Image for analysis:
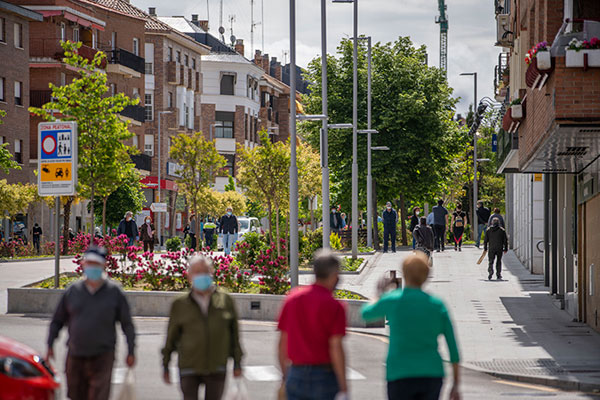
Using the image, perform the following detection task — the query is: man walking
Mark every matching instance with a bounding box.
[432,199,449,252]
[117,211,138,247]
[382,202,398,253]
[219,207,238,256]
[488,207,506,228]
[47,246,136,400]
[32,222,42,254]
[162,255,243,400]
[278,250,348,400]
[330,207,343,235]
[484,217,509,280]
[203,218,217,249]
[475,201,491,248]
[413,217,434,258]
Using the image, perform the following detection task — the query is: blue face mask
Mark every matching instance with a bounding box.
[193,274,213,291]
[84,266,104,281]
[227,211,232,216]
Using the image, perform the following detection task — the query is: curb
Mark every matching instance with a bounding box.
[0,255,74,263]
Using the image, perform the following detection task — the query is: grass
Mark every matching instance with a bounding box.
[36,275,79,289]
[357,246,375,253]
[341,257,364,272]
[334,289,365,300]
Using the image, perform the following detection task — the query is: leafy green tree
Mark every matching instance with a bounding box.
[29,41,138,249]
[224,175,236,191]
[0,110,20,174]
[0,180,36,219]
[300,37,466,245]
[92,173,145,231]
[169,132,226,250]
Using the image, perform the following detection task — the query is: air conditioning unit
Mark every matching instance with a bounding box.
[496,14,511,46]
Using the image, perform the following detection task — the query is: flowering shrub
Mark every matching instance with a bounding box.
[0,239,33,258]
[525,41,548,65]
[567,37,600,51]
[235,232,268,268]
[214,255,252,292]
[299,228,323,265]
[251,239,290,295]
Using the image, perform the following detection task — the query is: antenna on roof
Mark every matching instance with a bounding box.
[250,0,261,56]
[229,14,236,45]
[206,0,210,31]
[219,0,225,42]
[261,0,264,52]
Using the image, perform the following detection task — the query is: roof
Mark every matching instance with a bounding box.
[158,16,237,55]
[158,16,203,34]
[83,0,168,31]
[0,1,43,21]
[261,73,290,94]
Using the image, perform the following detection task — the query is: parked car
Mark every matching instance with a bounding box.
[217,216,262,250]
[0,335,60,400]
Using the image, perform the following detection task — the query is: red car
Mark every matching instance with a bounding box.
[0,336,60,400]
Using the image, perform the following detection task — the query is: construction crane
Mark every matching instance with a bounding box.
[435,0,448,72]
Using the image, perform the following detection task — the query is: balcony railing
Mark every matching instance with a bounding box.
[131,153,151,171]
[30,90,52,108]
[120,105,145,123]
[109,48,145,75]
[497,127,518,168]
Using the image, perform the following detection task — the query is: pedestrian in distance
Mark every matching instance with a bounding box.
[382,201,398,253]
[47,246,136,400]
[162,255,243,400]
[426,211,434,227]
[219,206,239,256]
[484,217,508,280]
[117,211,139,247]
[475,201,491,248]
[408,207,420,250]
[432,199,449,252]
[340,212,348,229]
[487,207,505,229]
[361,252,461,400]
[451,204,467,252]
[330,207,343,235]
[32,222,42,254]
[189,215,197,250]
[203,218,217,250]
[413,217,434,259]
[278,249,348,400]
[140,215,156,253]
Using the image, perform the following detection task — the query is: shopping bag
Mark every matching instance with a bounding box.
[117,368,136,400]
[224,377,249,400]
[477,250,488,265]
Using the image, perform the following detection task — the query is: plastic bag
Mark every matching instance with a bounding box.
[117,368,136,400]
[223,377,249,400]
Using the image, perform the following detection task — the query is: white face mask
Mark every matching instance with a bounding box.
[416,211,420,215]
[146,219,150,224]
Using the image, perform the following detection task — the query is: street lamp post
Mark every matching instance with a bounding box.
[460,72,477,240]
[157,110,172,249]
[320,0,329,250]
[289,0,298,287]
[359,128,378,248]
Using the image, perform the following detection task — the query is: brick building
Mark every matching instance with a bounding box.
[494,0,600,332]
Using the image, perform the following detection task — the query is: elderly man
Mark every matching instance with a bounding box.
[219,207,239,255]
[162,255,243,400]
[117,211,139,246]
[484,217,509,280]
[278,250,348,400]
[47,246,136,400]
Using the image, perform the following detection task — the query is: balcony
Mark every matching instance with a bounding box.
[30,39,106,68]
[107,48,145,77]
[30,90,52,108]
[120,105,145,124]
[167,61,180,85]
[496,127,519,173]
[131,153,151,172]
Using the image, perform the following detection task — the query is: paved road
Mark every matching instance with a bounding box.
[0,315,598,399]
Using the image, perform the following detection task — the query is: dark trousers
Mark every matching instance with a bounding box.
[143,240,154,253]
[452,227,464,248]
[286,365,339,400]
[205,231,214,249]
[33,237,40,253]
[65,350,114,400]
[383,227,396,252]
[180,372,226,400]
[433,225,446,251]
[189,233,197,250]
[387,377,443,400]
[488,249,503,277]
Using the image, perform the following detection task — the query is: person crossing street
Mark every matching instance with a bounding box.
[484,217,509,280]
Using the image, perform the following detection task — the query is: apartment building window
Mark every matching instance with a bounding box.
[0,77,5,102]
[192,58,196,70]
[221,154,235,176]
[184,54,189,67]
[111,31,117,50]
[167,92,173,108]
[14,140,22,164]
[92,32,96,49]
[60,73,66,86]
[144,93,153,121]
[144,134,154,156]
[14,81,22,106]
[0,18,5,43]
[109,83,116,96]
[176,50,181,63]
[145,62,153,75]
[220,74,235,95]
[185,105,190,128]
[132,87,140,101]
[73,28,79,43]
[167,47,173,61]
[14,23,23,48]
[60,23,65,41]
[215,111,234,138]
[133,135,138,148]
[133,38,139,56]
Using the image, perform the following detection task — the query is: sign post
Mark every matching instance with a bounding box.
[38,122,78,288]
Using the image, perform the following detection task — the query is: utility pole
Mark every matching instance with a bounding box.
[261,0,265,51]
[320,0,329,249]
[289,0,298,287]
[351,0,358,260]
[365,36,373,248]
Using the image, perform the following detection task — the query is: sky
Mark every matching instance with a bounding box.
[132,0,500,116]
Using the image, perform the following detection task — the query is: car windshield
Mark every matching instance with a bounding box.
[239,219,250,230]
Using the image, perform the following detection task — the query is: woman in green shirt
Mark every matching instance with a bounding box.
[361,252,461,400]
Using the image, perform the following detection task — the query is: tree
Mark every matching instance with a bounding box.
[216,190,247,215]
[92,175,145,230]
[224,175,236,191]
[298,141,321,230]
[29,41,138,250]
[0,180,36,220]
[0,110,20,174]
[169,132,226,250]
[300,37,466,245]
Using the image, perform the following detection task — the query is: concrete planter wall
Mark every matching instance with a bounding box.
[7,288,384,328]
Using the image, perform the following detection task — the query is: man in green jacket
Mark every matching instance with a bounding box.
[162,255,243,400]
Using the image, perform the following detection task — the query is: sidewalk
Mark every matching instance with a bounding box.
[344,247,600,392]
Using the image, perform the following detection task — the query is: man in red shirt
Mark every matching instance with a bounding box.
[277,250,348,400]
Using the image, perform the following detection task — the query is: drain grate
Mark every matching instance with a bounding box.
[470,359,568,376]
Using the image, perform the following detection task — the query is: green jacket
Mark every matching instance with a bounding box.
[162,290,243,375]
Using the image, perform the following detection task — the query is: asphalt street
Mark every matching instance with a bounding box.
[1,315,598,400]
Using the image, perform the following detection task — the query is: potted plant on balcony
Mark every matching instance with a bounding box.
[525,41,553,88]
[510,98,523,121]
[565,37,600,68]
[502,67,510,84]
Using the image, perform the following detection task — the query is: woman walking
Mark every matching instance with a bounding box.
[140,216,156,253]
[361,253,461,400]
[409,207,420,250]
[451,204,467,252]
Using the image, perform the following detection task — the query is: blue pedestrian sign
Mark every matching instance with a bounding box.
[492,133,498,153]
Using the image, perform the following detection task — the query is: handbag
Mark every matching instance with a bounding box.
[223,377,249,400]
[117,368,136,400]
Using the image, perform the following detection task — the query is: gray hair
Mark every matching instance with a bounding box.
[188,254,214,274]
[313,249,341,280]
[125,211,133,218]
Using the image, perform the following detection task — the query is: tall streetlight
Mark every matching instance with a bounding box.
[289,0,298,287]
[157,110,172,249]
[333,0,359,259]
[359,128,377,248]
[460,72,477,240]
[320,0,330,250]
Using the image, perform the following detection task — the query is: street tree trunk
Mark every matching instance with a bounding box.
[89,187,95,241]
[102,196,108,238]
[275,206,281,257]
[61,197,73,255]
[267,203,273,244]
[399,193,407,246]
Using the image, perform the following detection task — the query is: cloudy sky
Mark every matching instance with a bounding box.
[132,0,499,116]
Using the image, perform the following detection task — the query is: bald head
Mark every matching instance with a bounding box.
[403,253,430,287]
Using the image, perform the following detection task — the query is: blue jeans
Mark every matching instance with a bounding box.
[412,235,416,249]
[222,233,238,255]
[286,365,339,400]
[476,223,486,247]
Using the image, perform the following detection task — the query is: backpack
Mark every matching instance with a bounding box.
[454,213,464,228]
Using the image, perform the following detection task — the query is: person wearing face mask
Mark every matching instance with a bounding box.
[162,255,243,400]
[484,217,508,280]
[475,201,491,249]
[278,250,348,400]
[47,246,136,400]
[219,207,239,256]
[117,211,139,247]
[330,207,343,235]
[408,207,420,250]
[382,201,398,253]
[140,215,156,253]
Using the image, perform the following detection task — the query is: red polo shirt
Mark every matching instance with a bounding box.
[277,284,346,365]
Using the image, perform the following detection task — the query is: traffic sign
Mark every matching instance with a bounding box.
[150,202,168,212]
[38,122,77,196]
